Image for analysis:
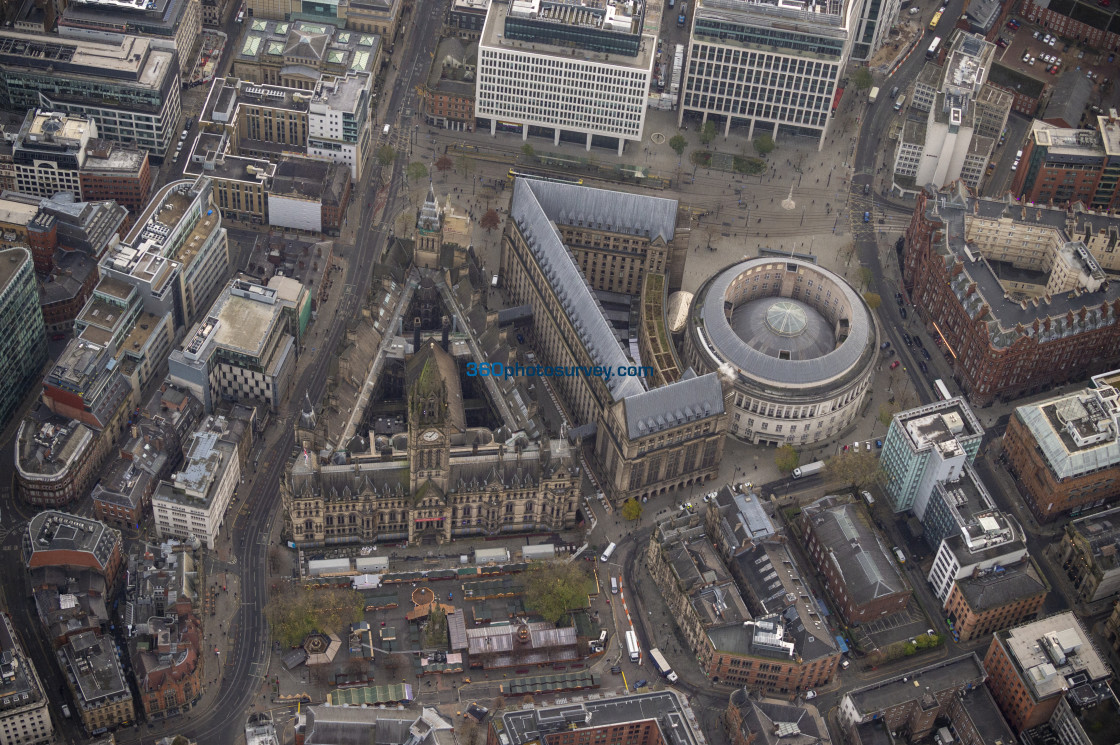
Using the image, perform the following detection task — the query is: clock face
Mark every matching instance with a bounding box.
[422,430,441,442]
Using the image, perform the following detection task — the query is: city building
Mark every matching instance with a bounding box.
[183,141,275,225]
[24,511,124,588]
[283,340,581,546]
[879,398,983,515]
[57,630,136,733]
[801,496,911,625]
[0,31,182,158]
[168,278,305,412]
[1104,600,1120,661]
[1009,116,1120,214]
[15,414,103,507]
[133,614,204,721]
[41,251,100,336]
[0,246,47,426]
[307,71,373,180]
[421,37,476,132]
[983,613,1112,732]
[646,518,752,665]
[838,653,988,742]
[1058,505,1120,604]
[502,179,727,505]
[58,0,202,80]
[487,691,705,745]
[1019,0,1120,56]
[447,0,490,39]
[1040,71,1093,129]
[1003,371,1120,522]
[78,139,153,213]
[725,689,831,745]
[901,183,1120,407]
[266,157,352,235]
[682,257,878,447]
[851,0,902,61]
[152,414,249,549]
[24,193,129,275]
[0,613,54,745]
[724,537,842,692]
[0,193,39,252]
[985,63,1047,117]
[11,110,97,199]
[298,706,454,745]
[1044,684,1120,745]
[232,19,379,89]
[476,0,655,155]
[892,33,1012,196]
[928,507,1027,604]
[680,0,861,149]
[201,0,236,25]
[943,556,1047,642]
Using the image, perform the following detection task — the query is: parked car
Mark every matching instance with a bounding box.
[880,341,891,349]
[900,307,907,319]
[921,348,932,360]
[919,360,928,373]
[875,439,883,448]
[633,680,649,691]
[863,211,871,223]
[902,333,912,345]
[890,360,900,369]
[913,335,923,347]
[805,691,818,700]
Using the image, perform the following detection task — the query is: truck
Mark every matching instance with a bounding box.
[792,460,825,479]
[625,629,640,662]
[648,648,679,683]
[868,86,880,104]
[893,94,906,111]
[670,45,684,98]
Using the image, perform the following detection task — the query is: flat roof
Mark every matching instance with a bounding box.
[0,30,174,89]
[0,246,32,292]
[846,653,985,716]
[59,631,130,707]
[997,612,1111,700]
[496,691,702,745]
[26,511,118,569]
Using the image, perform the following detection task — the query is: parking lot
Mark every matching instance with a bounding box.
[992,15,1114,94]
[851,599,935,652]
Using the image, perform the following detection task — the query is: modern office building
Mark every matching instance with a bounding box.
[502,179,727,505]
[183,140,275,225]
[680,0,861,149]
[902,183,1120,407]
[1009,115,1120,215]
[232,19,379,89]
[892,33,1012,196]
[801,496,910,625]
[0,613,54,745]
[168,278,303,412]
[24,194,129,274]
[0,31,182,158]
[152,415,247,549]
[1045,684,1120,745]
[879,398,983,514]
[58,0,203,80]
[476,0,655,155]
[57,631,136,733]
[1003,371,1120,522]
[0,246,47,427]
[1058,505,1120,604]
[983,613,1112,732]
[851,0,902,61]
[683,258,878,447]
[943,556,1047,642]
[839,654,988,743]
[928,507,1027,604]
[307,71,373,180]
[489,691,705,745]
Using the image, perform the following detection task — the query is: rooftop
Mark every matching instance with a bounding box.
[58,631,130,707]
[1013,375,1120,479]
[0,245,32,292]
[0,30,175,90]
[957,556,1046,610]
[845,653,986,717]
[997,612,1111,700]
[19,110,93,147]
[495,691,703,745]
[179,279,288,363]
[16,413,96,477]
[25,511,119,570]
[0,613,45,715]
[894,398,983,456]
[62,0,185,33]
[802,498,907,607]
[82,139,149,173]
[237,19,379,75]
[1068,505,1120,573]
[154,417,238,504]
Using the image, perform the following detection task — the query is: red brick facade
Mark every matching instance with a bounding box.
[1008,131,1120,212]
[983,635,1057,731]
[321,176,352,235]
[902,190,1120,406]
[79,154,153,213]
[704,646,839,692]
[944,575,1047,642]
[1019,0,1120,53]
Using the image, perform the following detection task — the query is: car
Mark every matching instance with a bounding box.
[805,691,818,700]
[927,629,936,636]
[880,341,891,349]
[1021,52,1031,63]
[842,444,849,451]
[890,360,900,369]
[516,333,525,344]
[895,291,903,300]
[1033,30,1041,38]
[900,307,907,319]
[996,37,1007,47]
[863,211,871,223]
[611,665,621,674]
[889,86,899,98]
[921,348,932,360]
[902,332,912,345]
[1027,56,1036,65]
[633,680,649,690]
[919,360,929,373]
[841,659,851,669]
[1049,65,1060,74]
[863,183,871,195]
[1049,37,1056,46]
[865,441,872,451]
[913,335,923,348]
[180,129,188,139]
[885,349,895,357]
[896,294,904,305]
[875,439,883,448]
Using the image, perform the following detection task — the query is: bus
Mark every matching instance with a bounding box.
[507,169,584,185]
[928,9,943,30]
[934,379,952,401]
[600,542,617,563]
[926,36,942,59]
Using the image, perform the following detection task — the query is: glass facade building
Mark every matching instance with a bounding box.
[0,247,48,426]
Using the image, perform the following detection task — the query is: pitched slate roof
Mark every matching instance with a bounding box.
[623,368,724,439]
[804,498,907,607]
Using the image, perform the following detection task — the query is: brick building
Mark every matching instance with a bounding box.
[801,496,910,626]
[1009,116,1120,214]
[78,140,153,213]
[40,250,99,336]
[985,63,1046,116]
[1019,0,1120,55]
[1058,505,1120,604]
[1002,370,1120,523]
[902,183,1120,407]
[943,557,1048,642]
[421,38,476,132]
[839,654,988,742]
[57,631,135,733]
[24,511,124,590]
[134,615,204,721]
[982,613,1112,732]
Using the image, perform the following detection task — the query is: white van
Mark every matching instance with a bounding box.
[610,576,619,594]
[383,123,391,136]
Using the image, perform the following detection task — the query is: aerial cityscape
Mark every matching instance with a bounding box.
[0,0,1118,741]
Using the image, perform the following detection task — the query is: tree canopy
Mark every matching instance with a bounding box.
[852,67,874,90]
[435,155,453,172]
[669,134,687,156]
[406,161,428,181]
[621,498,643,521]
[523,561,591,624]
[376,145,396,167]
[264,584,365,648]
[824,450,884,490]
[863,292,882,310]
[775,445,800,474]
[753,134,776,156]
[480,209,501,232]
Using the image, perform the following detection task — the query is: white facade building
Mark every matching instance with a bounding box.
[0,614,53,745]
[927,510,1028,602]
[476,0,655,156]
[892,33,1012,196]
[266,193,322,233]
[152,417,241,549]
[680,0,860,149]
[307,72,372,181]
